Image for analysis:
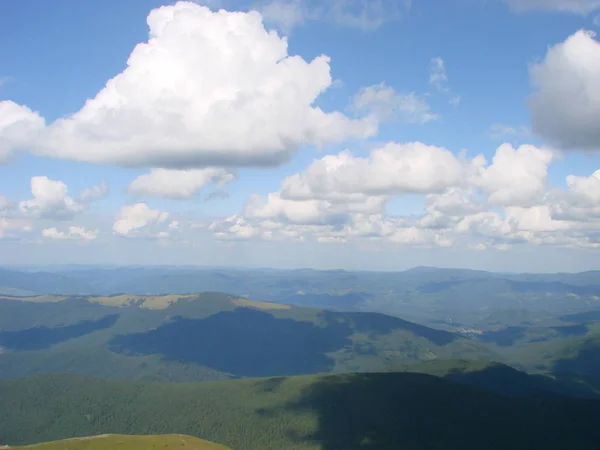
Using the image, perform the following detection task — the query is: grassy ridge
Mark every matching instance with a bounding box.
[11,434,229,449]
[2,372,600,450]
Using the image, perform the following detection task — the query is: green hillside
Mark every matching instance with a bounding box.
[0,292,497,381]
[477,323,600,377]
[2,372,600,449]
[546,332,600,375]
[11,434,229,450]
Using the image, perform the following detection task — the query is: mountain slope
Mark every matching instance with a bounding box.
[2,372,600,449]
[0,292,498,381]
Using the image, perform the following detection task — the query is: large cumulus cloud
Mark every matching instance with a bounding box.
[0,2,375,168]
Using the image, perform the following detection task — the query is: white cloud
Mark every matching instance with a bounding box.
[529,30,600,151]
[113,203,169,237]
[128,168,236,199]
[566,169,600,203]
[19,177,107,220]
[244,191,384,225]
[1,2,375,169]
[79,181,109,203]
[505,0,600,14]
[209,215,264,240]
[42,226,99,241]
[350,83,437,124]
[208,140,600,251]
[0,101,45,162]
[595,13,600,24]
[0,218,32,240]
[472,144,555,206]
[281,142,467,200]
[548,169,600,222]
[258,0,409,32]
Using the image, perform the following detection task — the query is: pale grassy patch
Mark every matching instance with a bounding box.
[13,433,229,449]
[0,295,67,303]
[231,297,291,310]
[89,294,198,309]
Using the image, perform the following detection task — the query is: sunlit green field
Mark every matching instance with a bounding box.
[11,434,229,450]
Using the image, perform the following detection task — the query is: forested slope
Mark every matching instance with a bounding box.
[2,372,600,450]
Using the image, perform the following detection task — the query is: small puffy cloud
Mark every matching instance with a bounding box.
[594,13,600,24]
[258,0,313,33]
[489,124,531,140]
[42,226,99,241]
[113,203,169,237]
[259,0,409,32]
[0,101,45,162]
[350,83,437,124]
[2,2,375,169]
[529,30,600,151]
[19,177,107,220]
[325,0,408,29]
[128,168,235,199]
[428,57,460,104]
[429,57,449,93]
[505,0,600,14]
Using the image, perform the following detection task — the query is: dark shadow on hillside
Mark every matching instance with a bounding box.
[273,372,600,450]
[552,336,600,377]
[443,364,563,398]
[109,308,353,377]
[346,311,458,345]
[560,310,600,324]
[551,324,589,337]
[0,314,119,351]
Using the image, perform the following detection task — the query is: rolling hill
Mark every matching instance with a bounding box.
[2,371,600,449]
[0,292,497,381]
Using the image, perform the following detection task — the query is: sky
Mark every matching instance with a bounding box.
[1,0,600,272]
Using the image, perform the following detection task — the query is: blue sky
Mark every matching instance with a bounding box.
[1,0,600,272]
